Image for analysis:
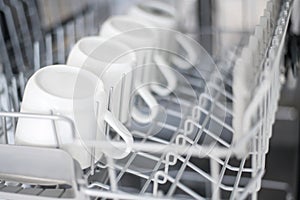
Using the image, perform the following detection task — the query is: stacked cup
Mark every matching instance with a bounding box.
[15,65,133,169]
[14,0,199,170]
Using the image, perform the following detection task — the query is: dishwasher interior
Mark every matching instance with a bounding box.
[0,0,299,199]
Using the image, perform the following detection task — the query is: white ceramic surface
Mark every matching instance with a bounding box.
[15,65,133,169]
[67,36,159,124]
[128,1,198,96]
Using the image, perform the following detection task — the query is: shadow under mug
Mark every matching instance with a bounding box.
[15,65,133,169]
[67,36,159,124]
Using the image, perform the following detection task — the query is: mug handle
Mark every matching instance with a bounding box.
[103,110,133,159]
[150,54,177,96]
[131,87,159,124]
[171,34,198,70]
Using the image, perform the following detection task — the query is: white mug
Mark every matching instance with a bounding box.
[99,15,180,99]
[67,36,159,124]
[15,65,133,169]
[100,15,156,83]
[128,0,198,71]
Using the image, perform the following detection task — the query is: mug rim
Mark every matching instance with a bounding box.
[129,0,176,26]
[102,15,157,41]
[32,64,104,101]
[77,36,136,65]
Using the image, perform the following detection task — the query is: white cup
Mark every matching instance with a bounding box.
[15,65,133,169]
[128,0,198,72]
[99,15,180,99]
[67,36,159,124]
[100,16,156,84]
[129,1,176,53]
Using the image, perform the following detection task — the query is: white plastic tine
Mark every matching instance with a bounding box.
[18,72,25,96]
[241,47,255,88]
[118,73,126,121]
[104,87,114,140]
[254,25,264,58]
[264,10,271,38]
[66,22,76,54]
[10,77,20,111]
[56,26,65,63]
[33,41,40,71]
[90,101,101,176]
[233,58,249,142]
[1,116,8,144]
[50,110,61,148]
[260,16,268,50]
[249,36,259,71]
[267,1,275,26]
[211,158,220,200]
[107,87,113,112]
[76,15,85,40]
[45,34,53,65]
[106,156,118,194]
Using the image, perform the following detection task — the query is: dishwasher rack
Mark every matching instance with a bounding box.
[0,0,109,113]
[0,0,294,199]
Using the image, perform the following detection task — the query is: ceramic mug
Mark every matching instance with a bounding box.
[15,65,133,169]
[67,36,159,124]
[128,0,198,72]
[99,15,180,101]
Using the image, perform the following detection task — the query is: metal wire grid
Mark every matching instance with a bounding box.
[0,44,261,200]
[0,53,237,199]
[0,0,293,199]
[81,1,293,199]
[81,50,255,199]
